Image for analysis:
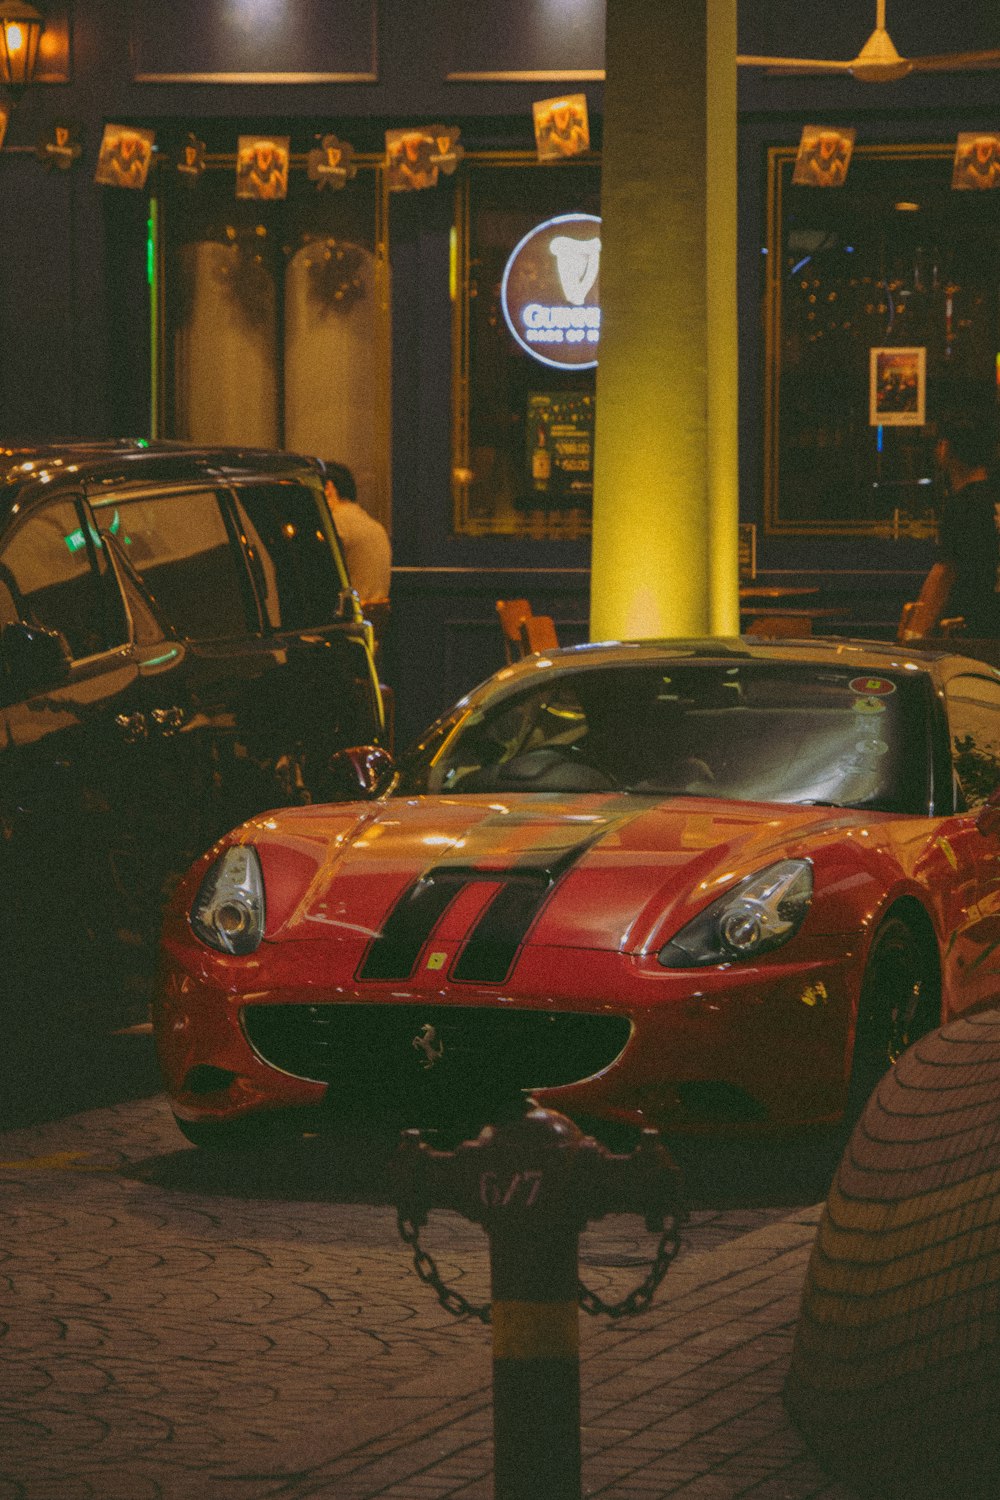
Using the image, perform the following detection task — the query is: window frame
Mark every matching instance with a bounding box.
[89,482,262,641]
[0,494,131,666]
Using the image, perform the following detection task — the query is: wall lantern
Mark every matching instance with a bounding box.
[0,0,45,94]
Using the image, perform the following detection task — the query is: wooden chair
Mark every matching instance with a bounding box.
[520,614,560,654]
[745,614,809,639]
[496,598,533,663]
[897,562,963,642]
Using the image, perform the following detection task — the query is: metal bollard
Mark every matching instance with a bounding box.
[393,1102,685,1500]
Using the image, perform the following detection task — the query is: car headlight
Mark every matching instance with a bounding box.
[190,845,265,955]
[658,859,813,968]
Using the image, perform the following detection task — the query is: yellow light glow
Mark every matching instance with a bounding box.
[6,23,23,52]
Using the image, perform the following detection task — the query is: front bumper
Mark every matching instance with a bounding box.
[154,931,861,1137]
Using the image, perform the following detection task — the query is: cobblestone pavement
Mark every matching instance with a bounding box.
[0,1086,856,1500]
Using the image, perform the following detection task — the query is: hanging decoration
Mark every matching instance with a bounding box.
[792,126,855,187]
[306,133,356,190]
[94,125,155,189]
[533,95,590,162]
[36,120,82,171]
[428,125,464,176]
[236,135,289,200]
[385,128,437,191]
[176,132,206,187]
[952,133,1000,190]
[299,235,368,313]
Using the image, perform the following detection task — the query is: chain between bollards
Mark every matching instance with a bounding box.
[391,1103,687,1500]
[397,1207,684,1323]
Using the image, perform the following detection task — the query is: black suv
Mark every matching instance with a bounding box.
[0,442,386,1027]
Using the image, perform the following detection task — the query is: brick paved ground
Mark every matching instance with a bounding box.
[0,1089,857,1499]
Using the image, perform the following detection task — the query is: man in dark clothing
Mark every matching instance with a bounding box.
[936,416,1000,637]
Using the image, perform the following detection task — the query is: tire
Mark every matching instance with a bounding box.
[845,914,939,1122]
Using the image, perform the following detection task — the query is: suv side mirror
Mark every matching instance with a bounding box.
[976,785,1000,837]
[325,744,396,801]
[0,621,71,699]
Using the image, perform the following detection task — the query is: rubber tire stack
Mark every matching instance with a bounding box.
[785,1008,1000,1500]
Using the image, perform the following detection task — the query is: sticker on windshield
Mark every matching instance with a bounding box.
[849,676,895,696]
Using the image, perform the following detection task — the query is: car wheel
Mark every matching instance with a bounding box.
[846,914,939,1122]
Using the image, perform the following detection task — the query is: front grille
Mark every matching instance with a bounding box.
[241,1002,631,1124]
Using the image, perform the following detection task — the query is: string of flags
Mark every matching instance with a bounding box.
[792,124,1000,189]
[0,92,594,194]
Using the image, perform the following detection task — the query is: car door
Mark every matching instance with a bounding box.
[223,475,385,810]
[88,481,269,849]
[89,475,379,844]
[0,493,150,1022]
[941,671,1000,1012]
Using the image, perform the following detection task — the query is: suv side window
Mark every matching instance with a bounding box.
[93,489,251,640]
[231,481,346,631]
[945,674,1000,809]
[1,499,127,660]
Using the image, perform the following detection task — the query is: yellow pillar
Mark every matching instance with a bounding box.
[591,0,740,641]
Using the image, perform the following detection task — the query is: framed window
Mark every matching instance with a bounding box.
[153,156,391,536]
[452,155,601,539]
[765,143,1000,537]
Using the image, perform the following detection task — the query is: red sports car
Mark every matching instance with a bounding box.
[154,638,1000,1148]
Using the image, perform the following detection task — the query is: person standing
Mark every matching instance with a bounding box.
[936,416,1000,637]
[321,461,392,606]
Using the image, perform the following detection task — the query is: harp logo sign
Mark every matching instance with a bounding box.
[500,212,602,370]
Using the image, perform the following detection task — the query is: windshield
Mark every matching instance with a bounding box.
[396,661,928,812]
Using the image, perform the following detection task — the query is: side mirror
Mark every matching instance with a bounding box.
[977,785,1000,837]
[325,744,395,801]
[0,620,71,699]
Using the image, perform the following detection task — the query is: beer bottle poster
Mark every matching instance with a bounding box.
[524,392,594,506]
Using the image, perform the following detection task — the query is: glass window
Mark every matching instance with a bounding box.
[231,481,346,631]
[766,144,1000,537]
[1,500,127,660]
[945,674,1000,809]
[157,164,390,539]
[93,489,250,640]
[453,159,600,539]
[399,662,925,812]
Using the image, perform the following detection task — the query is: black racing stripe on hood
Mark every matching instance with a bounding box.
[359,872,469,981]
[358,808,639,984]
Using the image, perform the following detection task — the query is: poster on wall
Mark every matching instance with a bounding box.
[94,126,155,189]
[524,392,594,506]
[869,347,926,427]
[385,128,438,190]
[791,125,854,187]
[236,136,290,200]
[952,133,1000,190]
[533,94,590,162]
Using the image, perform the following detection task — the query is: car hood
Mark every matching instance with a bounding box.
[246,792,880,968]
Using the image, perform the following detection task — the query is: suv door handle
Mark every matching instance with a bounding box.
[150,706,186,735]
[115,711,148,744]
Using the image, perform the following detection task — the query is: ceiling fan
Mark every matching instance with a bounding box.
[738,0,1000,83]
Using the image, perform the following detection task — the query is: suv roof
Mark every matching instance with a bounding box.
[0,441,324,534]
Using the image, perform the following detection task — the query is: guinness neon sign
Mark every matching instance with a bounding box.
[500,212,601,370]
